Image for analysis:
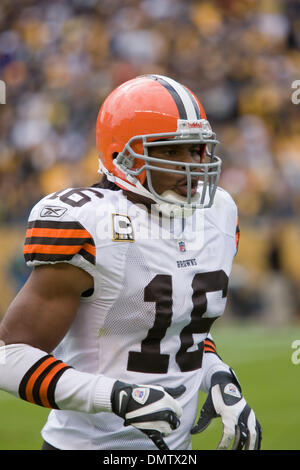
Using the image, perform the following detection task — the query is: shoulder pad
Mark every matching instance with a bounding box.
[209,187,238,239]
[24,187,104,266]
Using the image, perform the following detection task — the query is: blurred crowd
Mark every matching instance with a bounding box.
[0,0,300,321]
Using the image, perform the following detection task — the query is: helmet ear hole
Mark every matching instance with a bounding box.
[112,152,118,160]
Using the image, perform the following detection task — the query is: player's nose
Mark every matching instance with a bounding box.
[178,149,200,170]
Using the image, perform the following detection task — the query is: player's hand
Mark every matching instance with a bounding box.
[111,380,185,450]
[191,370,262,450]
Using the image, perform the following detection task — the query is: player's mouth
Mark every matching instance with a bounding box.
[175,178,199,197]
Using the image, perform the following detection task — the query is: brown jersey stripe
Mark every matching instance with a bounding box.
[24,220,96,264]
[236,217,240,251]
[204,340,216,350]
[204,338,217,354]
[19,355,56,403]
[24,243,95,256]
[32,360,63,406]
[204,346,216,353]
[204,338,216,348]
[204,338,223,359]
[81,243,96,256]
[26,227,92,239]
[25,236,94,246]
[24,357,58,404]
[39,363,72,408]
[19,355,71,408]
[24,244,88,255]
[46,365,72,409]
[78,248,96,265]
[24,253,75,263]
[24,246,96,265]
[204,341,216,349]
[27,220,85,230]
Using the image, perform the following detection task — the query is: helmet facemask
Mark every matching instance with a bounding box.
[101,119,221,214]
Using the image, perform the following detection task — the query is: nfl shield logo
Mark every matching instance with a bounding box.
[132,387,149,404]
[178,241,186,252]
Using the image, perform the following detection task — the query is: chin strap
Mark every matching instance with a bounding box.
[98,159,198,218]
[98,158,148,195]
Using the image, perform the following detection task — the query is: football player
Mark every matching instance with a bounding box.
[0,75,261,450]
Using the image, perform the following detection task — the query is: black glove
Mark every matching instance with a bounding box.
[191,370,262,450]
[111,381,186,450]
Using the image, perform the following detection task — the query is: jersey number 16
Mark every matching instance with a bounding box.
[127,270,228,374]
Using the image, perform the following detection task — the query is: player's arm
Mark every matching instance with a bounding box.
[191,336,262,450]
[0,263,92,352]
[0,263,184,449]
[0,262,115,412]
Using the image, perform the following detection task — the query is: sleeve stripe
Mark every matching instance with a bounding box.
[25,236,94,246]
[204,338,223,359]
[236,216,240,251]
[24,220,96,264]
[26,227,92,239]
[79,248,96,265]
[23,243,96,256]
[79,243,95,256]
[32,360,62,406]
[19,355,71,409]
[21,356,57,404]
[39,363,72,408]
[19,355,56,402]
[24,253,75,263]
[204,346,216,353]
[204,338,217,354]
[27,220,84,230]
[24,250,96,265]
[204,338,216,348]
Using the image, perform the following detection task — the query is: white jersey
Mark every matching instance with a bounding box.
[24,186,238,450]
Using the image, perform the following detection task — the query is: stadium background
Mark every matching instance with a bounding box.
[0,0,299,450]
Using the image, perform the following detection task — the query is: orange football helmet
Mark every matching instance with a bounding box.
[96,74,221,208]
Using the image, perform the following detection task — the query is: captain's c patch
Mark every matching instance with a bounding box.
[112,214,135,242]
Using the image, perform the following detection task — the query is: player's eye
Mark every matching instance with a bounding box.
[190,146,201,155]
[152,147,178,158]
[189,147,201,160]
[165,148,178,157]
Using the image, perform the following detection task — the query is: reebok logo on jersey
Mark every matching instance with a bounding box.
[132,387,149,405]
[40,206,68,218]
[224,383,241,399]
